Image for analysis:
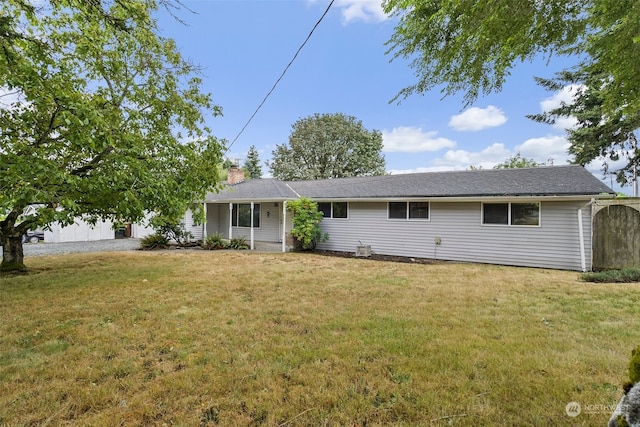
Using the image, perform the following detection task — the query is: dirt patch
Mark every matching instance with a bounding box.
[315,250,444,265]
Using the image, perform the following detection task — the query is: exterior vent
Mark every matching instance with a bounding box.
[355,245,371,257]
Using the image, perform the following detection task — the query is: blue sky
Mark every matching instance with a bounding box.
[156,0,625,193]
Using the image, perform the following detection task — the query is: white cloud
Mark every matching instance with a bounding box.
[338,0,388,23]
[515,135,571,165]
[388,166,457,174]
[540,84,582,111]
[309,0,388,23]
[448,105,507,131]
[538,84,582,131]
[382,126,456,153]
[432,143,511,170]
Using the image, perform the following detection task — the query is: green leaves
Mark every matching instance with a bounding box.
[268,113,386,181]
[383,0,629,109]
[493,153,542,170]
[0,0,224,270]
[528,69,640,186]
[287,198,328,251]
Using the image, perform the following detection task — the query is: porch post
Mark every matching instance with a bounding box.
[282,201,287,253]
[250,201,255,250]
[228,203,233,240]
[203,203,207,239]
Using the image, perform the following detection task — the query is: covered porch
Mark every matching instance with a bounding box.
[203,200,294,253]
[202,169,301,252]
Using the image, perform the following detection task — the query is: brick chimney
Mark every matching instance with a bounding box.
[227,166,245,185]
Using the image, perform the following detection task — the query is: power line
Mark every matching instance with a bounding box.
[225,0,334,153]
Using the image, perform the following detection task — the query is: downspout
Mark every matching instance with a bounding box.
[282,201,287,253]
[577,198,596,272]
[228,203,233,241]
[250,201,255,250]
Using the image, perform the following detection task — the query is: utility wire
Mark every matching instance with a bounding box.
[226,0,334,153]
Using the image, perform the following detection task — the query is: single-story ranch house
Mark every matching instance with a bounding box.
[204,165,615,271]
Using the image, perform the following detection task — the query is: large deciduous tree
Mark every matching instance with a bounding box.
[382,0,640,119]
[268,113,386,181]
[493,153,543,170]
[0,0,224,272]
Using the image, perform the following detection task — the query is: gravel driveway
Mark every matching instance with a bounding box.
[1,238,142,258]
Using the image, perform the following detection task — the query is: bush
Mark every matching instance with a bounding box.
[287,197,328,251]
[158,222,193,246]
[149,216,193,246]
[201,234,249,250]
[580,268,640,283]
[229,237,249,250]
[628,345,640,388]
[140,232,170,250]
[202,232,228,250]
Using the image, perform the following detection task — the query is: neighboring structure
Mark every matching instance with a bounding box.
[43,212,207,243]
[203,165,615,271]
[44,218,156,243]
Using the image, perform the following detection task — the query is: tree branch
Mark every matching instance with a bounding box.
[70,146,114,176]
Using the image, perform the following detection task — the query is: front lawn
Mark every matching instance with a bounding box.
[1,251,638,425]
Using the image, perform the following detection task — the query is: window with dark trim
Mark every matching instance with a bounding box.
[232,203,260,228]
[388,201,429,220]
[482,202,540,226]
[318,202,348,219]
[318,202,331,218]
[332,202,348,218]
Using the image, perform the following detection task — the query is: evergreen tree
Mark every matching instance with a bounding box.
[244,145,263,179]
[528,70,640,188]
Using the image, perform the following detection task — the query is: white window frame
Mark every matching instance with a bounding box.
[232,203,261,228]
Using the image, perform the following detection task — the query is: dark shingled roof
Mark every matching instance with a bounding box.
[205,179,297,202]
[205,165,614,202]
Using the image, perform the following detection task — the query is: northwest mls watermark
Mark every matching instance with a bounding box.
[565,401,625,417]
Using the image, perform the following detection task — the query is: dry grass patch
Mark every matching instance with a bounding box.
[1,251,639,426]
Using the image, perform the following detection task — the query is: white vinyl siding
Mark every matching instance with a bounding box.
[182,209,204,241]
[315,201,591,271]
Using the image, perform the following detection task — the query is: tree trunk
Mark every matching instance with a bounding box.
[1,231,26,272]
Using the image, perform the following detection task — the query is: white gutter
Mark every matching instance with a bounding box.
[577,198,596,272]
[305,194,615,203]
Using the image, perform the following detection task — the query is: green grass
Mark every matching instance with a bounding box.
[1,251,639,425]
[581,268,640,283]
